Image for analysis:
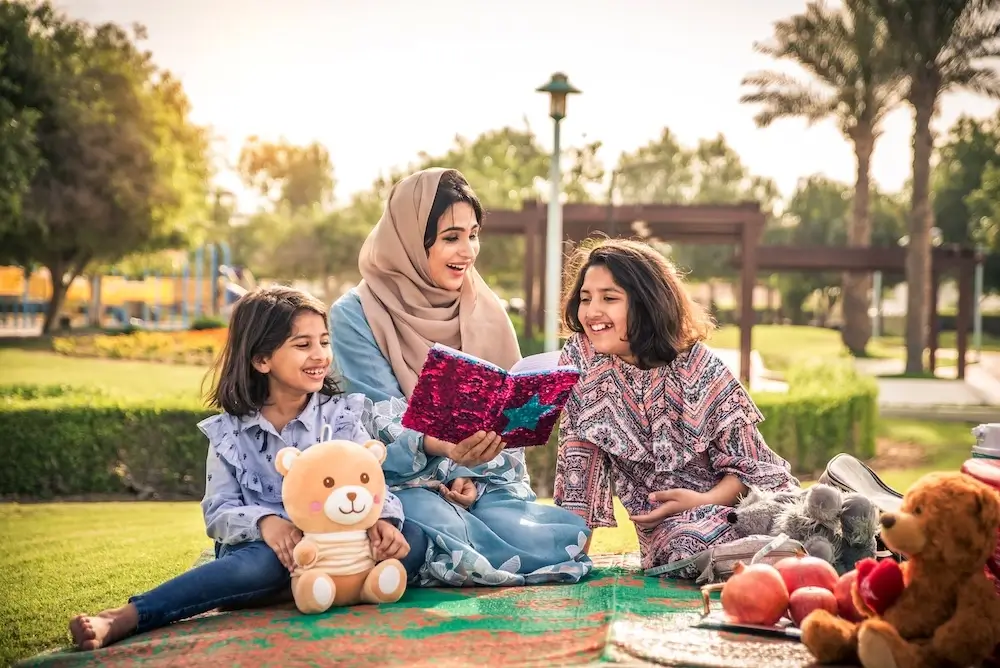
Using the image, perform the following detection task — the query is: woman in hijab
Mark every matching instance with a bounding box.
[330,168,593,588]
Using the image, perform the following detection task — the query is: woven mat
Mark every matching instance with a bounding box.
[19,553,822,668]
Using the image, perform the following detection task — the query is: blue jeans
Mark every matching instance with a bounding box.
[130,521,427,634]
[400,517,429,581]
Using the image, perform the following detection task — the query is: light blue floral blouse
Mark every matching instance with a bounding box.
[198,391,404,545]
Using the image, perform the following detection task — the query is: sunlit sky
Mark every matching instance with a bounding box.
[59,0,999,213]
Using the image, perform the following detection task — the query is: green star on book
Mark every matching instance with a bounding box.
[501,395,556,434]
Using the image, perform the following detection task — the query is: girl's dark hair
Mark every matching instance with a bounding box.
[423,169,484,250]
[561,237,715,369]
[203,286,341,416]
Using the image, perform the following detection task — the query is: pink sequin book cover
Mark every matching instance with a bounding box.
[401,343,582,449]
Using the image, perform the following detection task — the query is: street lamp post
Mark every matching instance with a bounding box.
[537,72,581,352]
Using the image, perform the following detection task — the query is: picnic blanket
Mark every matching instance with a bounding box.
[19,553,820,668]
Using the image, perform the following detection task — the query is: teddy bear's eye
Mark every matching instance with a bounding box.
[360,473,370,484]
[323,476,335,488]
[913,505,922,515]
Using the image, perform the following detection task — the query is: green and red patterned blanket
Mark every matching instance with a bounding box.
[19,554,818,668]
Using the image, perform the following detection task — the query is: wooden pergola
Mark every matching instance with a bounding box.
[739,244,984,380]
[487,200,984,384]
[485,200,766,384]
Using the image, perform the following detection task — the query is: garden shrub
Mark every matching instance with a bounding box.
[52,329,226,365]
[0,393,212,499]
[3,358,877,499]
[190,316,227,331]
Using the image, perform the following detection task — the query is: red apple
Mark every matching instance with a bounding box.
[788,586,838,627]
[773,555,839,594]
[833,570,865,622]
[721,561,790,627]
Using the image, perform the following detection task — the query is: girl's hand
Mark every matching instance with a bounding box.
[450,431,505,467]
[425,431,505,468]
[368,519,410,562]
[260,515,303,572]
[629,489,708,530]
[442,477,478,509]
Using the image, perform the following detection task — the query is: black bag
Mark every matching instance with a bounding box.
[819,453,905,561]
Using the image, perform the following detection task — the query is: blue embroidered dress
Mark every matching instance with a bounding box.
[198,391,405,543]
[330,288,593,587]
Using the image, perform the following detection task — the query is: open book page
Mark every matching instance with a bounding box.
[509,350,568,375]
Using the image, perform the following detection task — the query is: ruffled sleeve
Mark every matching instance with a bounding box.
[709,422,798,492]
[553,334,617,528]
[197,414,276,544]
[647,343,766,473]
[666,344,796,490]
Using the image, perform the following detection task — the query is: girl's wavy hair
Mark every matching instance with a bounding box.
[561,237,715,369]
[202,286,341,416]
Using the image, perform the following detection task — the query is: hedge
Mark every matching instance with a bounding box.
[0,359,876,499]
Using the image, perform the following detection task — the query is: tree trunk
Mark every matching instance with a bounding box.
[88,274,103,328]
[42,263,69,335]
[841,130,875,356]
[905,91,937,375]
[42,257,89,334]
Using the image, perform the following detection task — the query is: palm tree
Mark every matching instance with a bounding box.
[740,0,904,356]
[871,0,1000,374]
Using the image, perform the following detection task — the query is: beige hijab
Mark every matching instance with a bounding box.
[356,168,522,398]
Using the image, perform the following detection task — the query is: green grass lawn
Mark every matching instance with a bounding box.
[874,418,981,492]
[4,326,989,387]
[0,348,206,399]
[707,325,897,372]
[877,330,1000,353]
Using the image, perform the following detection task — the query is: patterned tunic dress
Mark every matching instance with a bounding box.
[554,333,799,576]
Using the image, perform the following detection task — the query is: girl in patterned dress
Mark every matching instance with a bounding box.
[69,287,414,651]
[553,239,799,577]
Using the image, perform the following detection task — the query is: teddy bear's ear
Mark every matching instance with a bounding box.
[363,439,387,464]
[275,447,301,477]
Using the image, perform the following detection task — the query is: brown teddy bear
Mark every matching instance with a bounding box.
[275,438,407,614]
[801,470,1000,668]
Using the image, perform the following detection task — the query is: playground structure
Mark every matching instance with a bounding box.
[0,242,254,332]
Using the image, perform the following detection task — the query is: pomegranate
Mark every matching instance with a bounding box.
[833,570,864,622]
[788,586,838,626]
[720,561,790,626]
[773,555,839,594]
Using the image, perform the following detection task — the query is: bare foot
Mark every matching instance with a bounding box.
[69,604,139,651]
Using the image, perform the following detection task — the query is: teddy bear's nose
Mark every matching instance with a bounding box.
[347,492,357,502]
[880,513,896,529]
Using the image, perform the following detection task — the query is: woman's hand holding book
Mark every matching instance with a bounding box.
[424,431,505,467]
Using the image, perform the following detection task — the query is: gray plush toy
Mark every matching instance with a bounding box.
[727,484,881,574]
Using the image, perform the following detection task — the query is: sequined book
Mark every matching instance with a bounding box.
[401,343,582,449]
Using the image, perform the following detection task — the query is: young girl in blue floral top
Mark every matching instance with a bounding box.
[70,286,415,651]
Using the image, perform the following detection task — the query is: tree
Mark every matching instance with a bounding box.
[238,137,335,212]
[966,165,1000,291]
[871,0,1000,373]
[0,1,211,332]
[610,129,779,312]
[931,111,1000,293]
[740,0,904,355]
[775,175,906,323]
[0,48,39,230]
